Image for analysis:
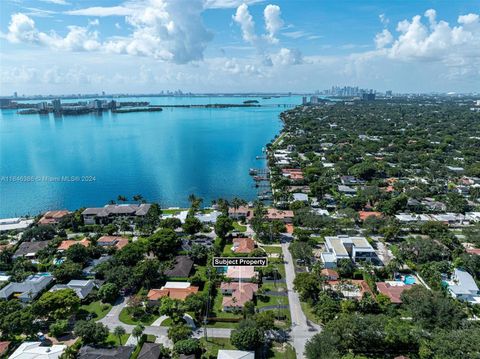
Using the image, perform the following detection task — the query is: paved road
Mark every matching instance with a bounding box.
[281,242,321,359]
[98,296,232,346]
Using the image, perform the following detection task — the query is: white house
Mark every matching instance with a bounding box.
[9,342,66,359]
[446,268,480,305]
[321,235,377,268]
[217,350,255,359]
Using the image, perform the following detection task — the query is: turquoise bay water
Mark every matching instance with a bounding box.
[0,96,299,217]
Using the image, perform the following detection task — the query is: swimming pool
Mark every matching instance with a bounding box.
[403,275,416,285]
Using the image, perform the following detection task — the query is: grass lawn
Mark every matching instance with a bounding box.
[200,338,235,357]
[232,222,247,232]
[205,321,239,329]
[212,291,243,320]
[267,343,296,359]
[119,308,157,326]
[262,245,282,254]
[161,208,186,215]
[261,282,287,292]
[257,295,289,309]
[300,301,321,325]
[105,333,130,346]
[80,301,112,321]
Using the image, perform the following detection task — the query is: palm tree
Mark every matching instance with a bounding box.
[113,325,126,345]
[133,194,144,203]
[132,324,144,342]
[117,195,128,203]
[188,194,203,211]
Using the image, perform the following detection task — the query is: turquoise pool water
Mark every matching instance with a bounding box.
[0,96,300,217]
[403,275,416,285]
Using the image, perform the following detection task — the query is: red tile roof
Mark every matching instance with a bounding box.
[97,236,129,250]
[221,282,258,308]
[358,211,383,221]
[321,269,339,280]
[376,282,413,304]
[0,341,10,356]
[466,248,480,255]
[147,286,199,301]
[58,238,90,251]
[233,238,255,253]
[266,208,294,220]
[38,210,70,225]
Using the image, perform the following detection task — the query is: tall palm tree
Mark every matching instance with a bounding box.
[113,326,126,345]
[117,195,128,203]
[132,194,144,203]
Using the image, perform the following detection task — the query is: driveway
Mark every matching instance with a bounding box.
[98,297,232,343]
[281,242,321,359]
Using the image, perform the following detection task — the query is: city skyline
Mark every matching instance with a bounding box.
[1,0,480,95]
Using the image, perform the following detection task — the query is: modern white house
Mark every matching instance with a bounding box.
[446,268,480,305]
[321,235,377,268]
[0,273,53,302]
[8,342,66,359]
[217,350,255,359]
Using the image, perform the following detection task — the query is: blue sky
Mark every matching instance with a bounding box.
[1,0,479,95]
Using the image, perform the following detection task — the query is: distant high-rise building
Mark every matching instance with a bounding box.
[90,99,102,109]
[13,92,18,98]
[386,90,392,97]
[102,91,105,96]
[302,96,307,105]
[310,96,318,104]
[362,92,376,101]
[36,102,48,110]
[52,99,62,113]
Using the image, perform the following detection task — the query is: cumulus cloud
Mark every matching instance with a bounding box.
[65,6,134,17]
[232,3,257,43]
[3,13,101,51]
[232,3,301,66]
[4,0,213,64]
[382,9,480,61]
[375,29,393,49]
[264,4,283,43]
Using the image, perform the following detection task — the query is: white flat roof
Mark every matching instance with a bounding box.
[162,282,192,289]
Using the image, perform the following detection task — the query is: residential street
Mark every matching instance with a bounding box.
[282,242,321,359]
[98,296,232,347]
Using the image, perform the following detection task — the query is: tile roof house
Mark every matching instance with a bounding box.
[358,211,383,221]
[97,236,129,250]
[446,268,480,304]
[38,210,70,225]
[0,341,10,357]
[225,266,257,282]
[147,282,199,304]
[9,342,66,359]
[78,346,134,359]
[50,279,97,299]
[164,256,194,278]
[232,238,255,254]
[221,282,258,311]
[13,240,52,260]
[326,280,372,300]
[57,238,91,251]
[320,269,339,281]
[266,208,294,223]
[0,273,53,302]
[82,204,152,224]
[217,350,255,359]
[376,282,413,304]
[228,206,253,220]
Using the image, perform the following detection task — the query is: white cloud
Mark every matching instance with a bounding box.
[271,48,302,65]
[39,0,70,5]
[458,13,479,25]
[3,13,101,51]
[65,6,134,17]
[379,13,389,25]
[264,4,283,44]
[282,30,307,39]
[88,19,100,26]
[375,29,393,49]
[205,0,263,9]
[383,10,480,61]
[232,3,257,43]
[4,0,214,64]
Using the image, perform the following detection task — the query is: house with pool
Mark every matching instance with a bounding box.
[445,268,480,305]
[320,235,379,268]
